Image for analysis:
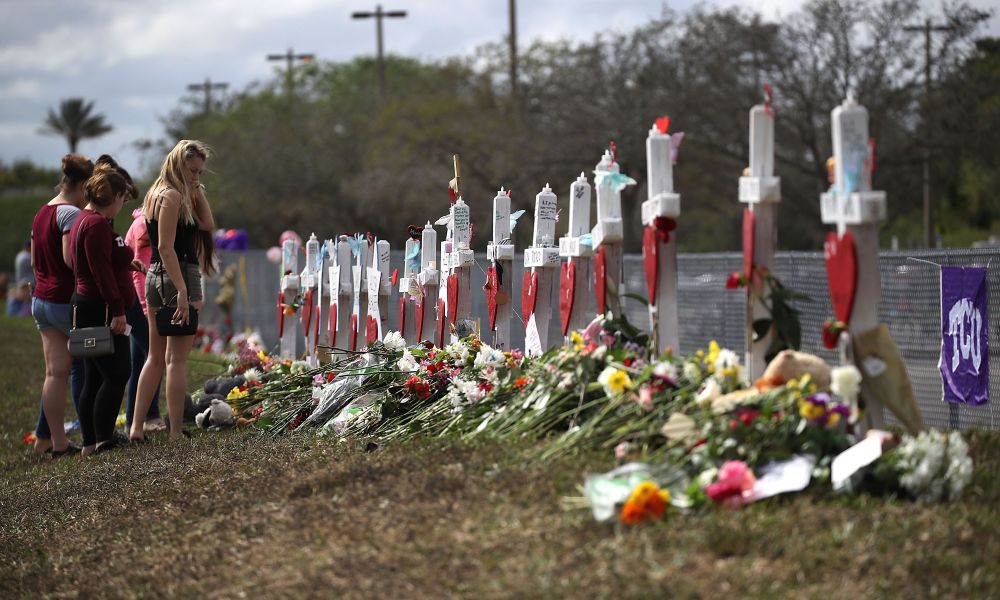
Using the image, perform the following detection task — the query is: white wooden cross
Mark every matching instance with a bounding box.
[278,236,300,359]
[398,235,420,343]
[327,235,353,356]
[486,187,515,350]
[524,183,560,356]
[559,173,595,338]
[416,221,438,344]
[820,94,888,428]
[299,233,322,365]
[350,237,369,352]
[592,148,629,320]
[739,94,782,379]
[366,238,391,346]
[447,196,475,342]
[642,122,682,355]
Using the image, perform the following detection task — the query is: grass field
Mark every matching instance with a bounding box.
[1,313,998,598]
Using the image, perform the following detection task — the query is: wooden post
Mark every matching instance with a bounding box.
[739,96,781,379]
[592,148,630,320]
[328,236,353,356]
[486,188,516,350]
[559,173,594,338]
[278,237,300,359]
[524,184,560,356]
[642,122,682,355]
[365,239,391,345]
[820,95,888,428]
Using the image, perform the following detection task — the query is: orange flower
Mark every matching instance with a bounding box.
[514,377,532,389]
[619,481,671,525]
[22,432,36,445]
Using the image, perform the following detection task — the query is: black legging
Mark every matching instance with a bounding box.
[74,296,131,446]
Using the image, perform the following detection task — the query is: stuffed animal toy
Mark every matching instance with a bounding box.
[195,398,235,430]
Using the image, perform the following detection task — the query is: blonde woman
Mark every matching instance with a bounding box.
[129,141,215,441]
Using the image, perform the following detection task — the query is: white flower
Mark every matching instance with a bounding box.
[831,365,862,399]
[474,344,505,368]
[446,378,485,408]
[591,345,607,361]
[697,467,719,488]
[652,361,678,382]
[444,341,470,363]
[556,372,575,391]
[895,429,974,502]
[243,368,262,384]
[682,361,702,383]
[695,378,722,407]
[247,332,265,351]
[290,360,310,375]
[397,349,418,373]
[382,331,406,352]
[712,348,744,384]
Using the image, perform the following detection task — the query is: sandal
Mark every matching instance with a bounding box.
[93,438,125,454]
[51,442,81,459]
[143,420,167,433]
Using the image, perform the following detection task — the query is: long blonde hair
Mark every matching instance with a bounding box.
[142,140,211,225]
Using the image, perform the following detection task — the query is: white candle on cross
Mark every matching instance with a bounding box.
[592,148,630,320]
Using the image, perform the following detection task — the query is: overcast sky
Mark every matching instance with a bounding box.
[1,0,997,174]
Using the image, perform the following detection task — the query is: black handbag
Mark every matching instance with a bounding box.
[67,220,114,358]
[154,262,199,337]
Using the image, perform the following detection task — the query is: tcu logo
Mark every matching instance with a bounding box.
[947,298,983,373]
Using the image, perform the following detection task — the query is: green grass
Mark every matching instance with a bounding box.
[0,314,998,598]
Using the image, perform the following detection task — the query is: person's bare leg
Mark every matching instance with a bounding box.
[39,329,71,452]
[165,334,195,440]
[129,310,166,441]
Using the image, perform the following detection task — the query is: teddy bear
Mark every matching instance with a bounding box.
[195,398,235,431]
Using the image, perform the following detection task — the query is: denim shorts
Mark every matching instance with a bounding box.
[31,297,72,334]
[145,262,203,309]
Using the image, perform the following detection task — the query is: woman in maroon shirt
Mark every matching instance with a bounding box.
[69,160,137,455]
[30,154,92,458]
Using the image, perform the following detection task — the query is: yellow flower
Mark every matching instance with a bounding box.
[827,412,841,427]
[570,331,584,351]
[257,350,268,362]
[705,341,720,369]
[798,401,825,421]
[607,370,633,394]
[226,386,248,401]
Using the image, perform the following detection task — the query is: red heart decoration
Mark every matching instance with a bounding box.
[415,300,424,341]
[366,315,378,345]
[521,270,538,324]
[824,231,858,324]
[643,226,658,306]
[447,274,459,325]
[436,298,446,348]
[349,314,359,351]
[391,268,398,287]
[485,266,499,330]
[398,297,407,338]
[595,246,607,315]
[559,262,576,336]
[742,207,755,280]
[301,289,314,336]
[655,116,670,134]
[328,302,337,346]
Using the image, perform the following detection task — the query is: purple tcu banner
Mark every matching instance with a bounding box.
[939,266,989,405]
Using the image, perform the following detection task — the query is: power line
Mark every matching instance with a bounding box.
[266,48,316,96]
[351,5,407,98]
[187,78,229,114]
[509,0,518,98]
[903,18,955,248]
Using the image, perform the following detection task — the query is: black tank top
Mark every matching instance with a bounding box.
[147,189,199,265]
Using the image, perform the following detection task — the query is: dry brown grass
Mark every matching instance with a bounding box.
[1,315,998,598]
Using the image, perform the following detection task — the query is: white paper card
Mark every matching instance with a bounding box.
[750,455,815,501]
[525,315,543,356]
[831,431,890,490]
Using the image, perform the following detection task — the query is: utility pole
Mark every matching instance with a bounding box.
[509,0,518,98]
[187,78,228,114]
[351,5,407,98]
[903,18,955,248]
[266,48,316,96]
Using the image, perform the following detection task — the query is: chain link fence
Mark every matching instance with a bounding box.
[202,247,1000,432]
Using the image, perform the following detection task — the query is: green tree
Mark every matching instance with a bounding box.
[39,98,113,153]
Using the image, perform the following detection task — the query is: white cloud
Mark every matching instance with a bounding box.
[0,78,44,99]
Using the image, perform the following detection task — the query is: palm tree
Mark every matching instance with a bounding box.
[39,98,113,153]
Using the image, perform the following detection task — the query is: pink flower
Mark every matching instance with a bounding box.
[614,442,632,459]
[706,460,756,508]
[635,384,654,411]
[582,318,603,344]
